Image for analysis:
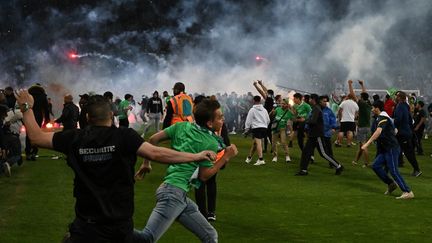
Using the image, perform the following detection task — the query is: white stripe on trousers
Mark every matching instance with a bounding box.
[317,137,340,168]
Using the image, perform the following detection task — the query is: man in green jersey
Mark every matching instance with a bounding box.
[269,99,293,163]
[134,98,238,243]
[118,94,133,127]
[292,93,312,151]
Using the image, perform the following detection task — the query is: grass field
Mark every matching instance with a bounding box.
[1,134,432,243]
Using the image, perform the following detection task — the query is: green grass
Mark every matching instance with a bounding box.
[1,135,432,242]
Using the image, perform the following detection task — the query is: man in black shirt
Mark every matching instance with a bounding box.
[253,80,274,153]
[142,91,163,137]
[361,100,414,199]
[14,90,216,242]
[55,94,80,130]
[413,101,426,155]
[296,94,344,176]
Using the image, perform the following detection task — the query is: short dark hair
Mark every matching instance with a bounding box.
[310,94,319,103]
[373,100,384,111]
[194,99,221,127]
[86,95,112,124]
[173,82,185,92]
[372,94,380,101]
[294,93,303,100]
[396,91,407,101]
[417,100,424,107]
[103,91,113,100]
[253,95,261,102]
[267,89,274,95]
[124,94,133,100]
[360,92,369,100]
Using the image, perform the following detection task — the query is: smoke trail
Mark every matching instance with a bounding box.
[0,0,431,99]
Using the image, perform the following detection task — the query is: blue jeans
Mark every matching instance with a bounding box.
[372,147,411,192]
[133,183,217,242]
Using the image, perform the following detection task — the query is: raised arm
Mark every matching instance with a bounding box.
[253,80,267,99]
[348,80,358,102]
[358,80,367,93]
[14,89,54,149]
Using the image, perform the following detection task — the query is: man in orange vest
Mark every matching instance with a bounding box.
[162,82,194,129]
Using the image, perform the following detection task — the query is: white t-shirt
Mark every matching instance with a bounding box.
[339,99,359,122]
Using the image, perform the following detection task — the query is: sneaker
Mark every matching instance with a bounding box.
[334,142,342,147]
[411,171,422,177]
[253,160,265,166]
[51,155,60,160]
[272,157,278,162]
[245,157,252,164]
[335,165,344,175]
[295,170,308,176]
[396,191,414,200]
[285,156,291,163]
[352,161,358,166]
[362,163,369,168]
[207,212,216,221]
[350,142,357,146]
[310,156,315,162]
[3,162,11,177]
[425,134,428,140]
[229,131,237,135]
[384,182,398,195]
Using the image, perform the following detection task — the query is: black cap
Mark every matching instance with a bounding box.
[79,94,90,100]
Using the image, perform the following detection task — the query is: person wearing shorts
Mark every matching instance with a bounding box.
[244,96,270,166]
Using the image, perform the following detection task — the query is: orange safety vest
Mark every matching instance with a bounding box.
[170,93,194,125]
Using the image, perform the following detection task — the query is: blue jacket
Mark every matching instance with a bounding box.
[393,102,413,138]
[322,106,338,138]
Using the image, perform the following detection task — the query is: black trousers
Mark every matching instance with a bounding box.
[264,124,272,151]
[300,136,340,171]
[296,122,306,151]
[397,135,420,171]
[65,217,134,243]
[414,129,424,154]
[195,174,217,216]
[25,117,43,156]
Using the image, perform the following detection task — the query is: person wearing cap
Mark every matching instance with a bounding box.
[142,91,163,137]
[361,100,414,199]
[55,94,79,131]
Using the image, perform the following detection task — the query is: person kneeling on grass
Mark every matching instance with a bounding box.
[361,100,414,200]
[133,98,238,243]
[14,90,217,243]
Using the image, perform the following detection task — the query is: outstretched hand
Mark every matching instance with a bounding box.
[134,162,152,180]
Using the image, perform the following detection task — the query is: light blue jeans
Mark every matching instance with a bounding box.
[133,183,217,243]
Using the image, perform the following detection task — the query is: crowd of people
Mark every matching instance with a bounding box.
[1,79,432,242]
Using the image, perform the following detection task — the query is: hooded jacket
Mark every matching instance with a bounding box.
[245,104,270,129]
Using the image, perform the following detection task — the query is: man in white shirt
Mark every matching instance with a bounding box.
[336,93,359,147]
[244,95,270,165]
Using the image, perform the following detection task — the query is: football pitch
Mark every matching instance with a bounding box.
[1,134,431,242]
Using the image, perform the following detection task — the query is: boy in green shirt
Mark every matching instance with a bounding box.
[134,99,238,243]
[118,94,133,127]
[270,99,294,163]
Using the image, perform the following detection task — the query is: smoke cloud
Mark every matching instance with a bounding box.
[1,0,431,99]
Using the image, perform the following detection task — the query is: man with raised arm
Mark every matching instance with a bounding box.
[14,90,216,242]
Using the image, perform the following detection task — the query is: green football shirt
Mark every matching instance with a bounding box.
[294,101,312,118]
[163,122,222,192]
[118,100,130,120]
[273,107,293,130]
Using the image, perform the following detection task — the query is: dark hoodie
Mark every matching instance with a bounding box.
[28,85,50,125]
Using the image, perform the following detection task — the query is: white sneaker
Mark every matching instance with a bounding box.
[3,162,11,177]
[245,157,252,163]
[310,156,315,161]
[272,157,278,162]
[51,155,60,160]
[425,134,428,140]
[285,156,291,162]
[253,160,265,166]
[396,191,414,200]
